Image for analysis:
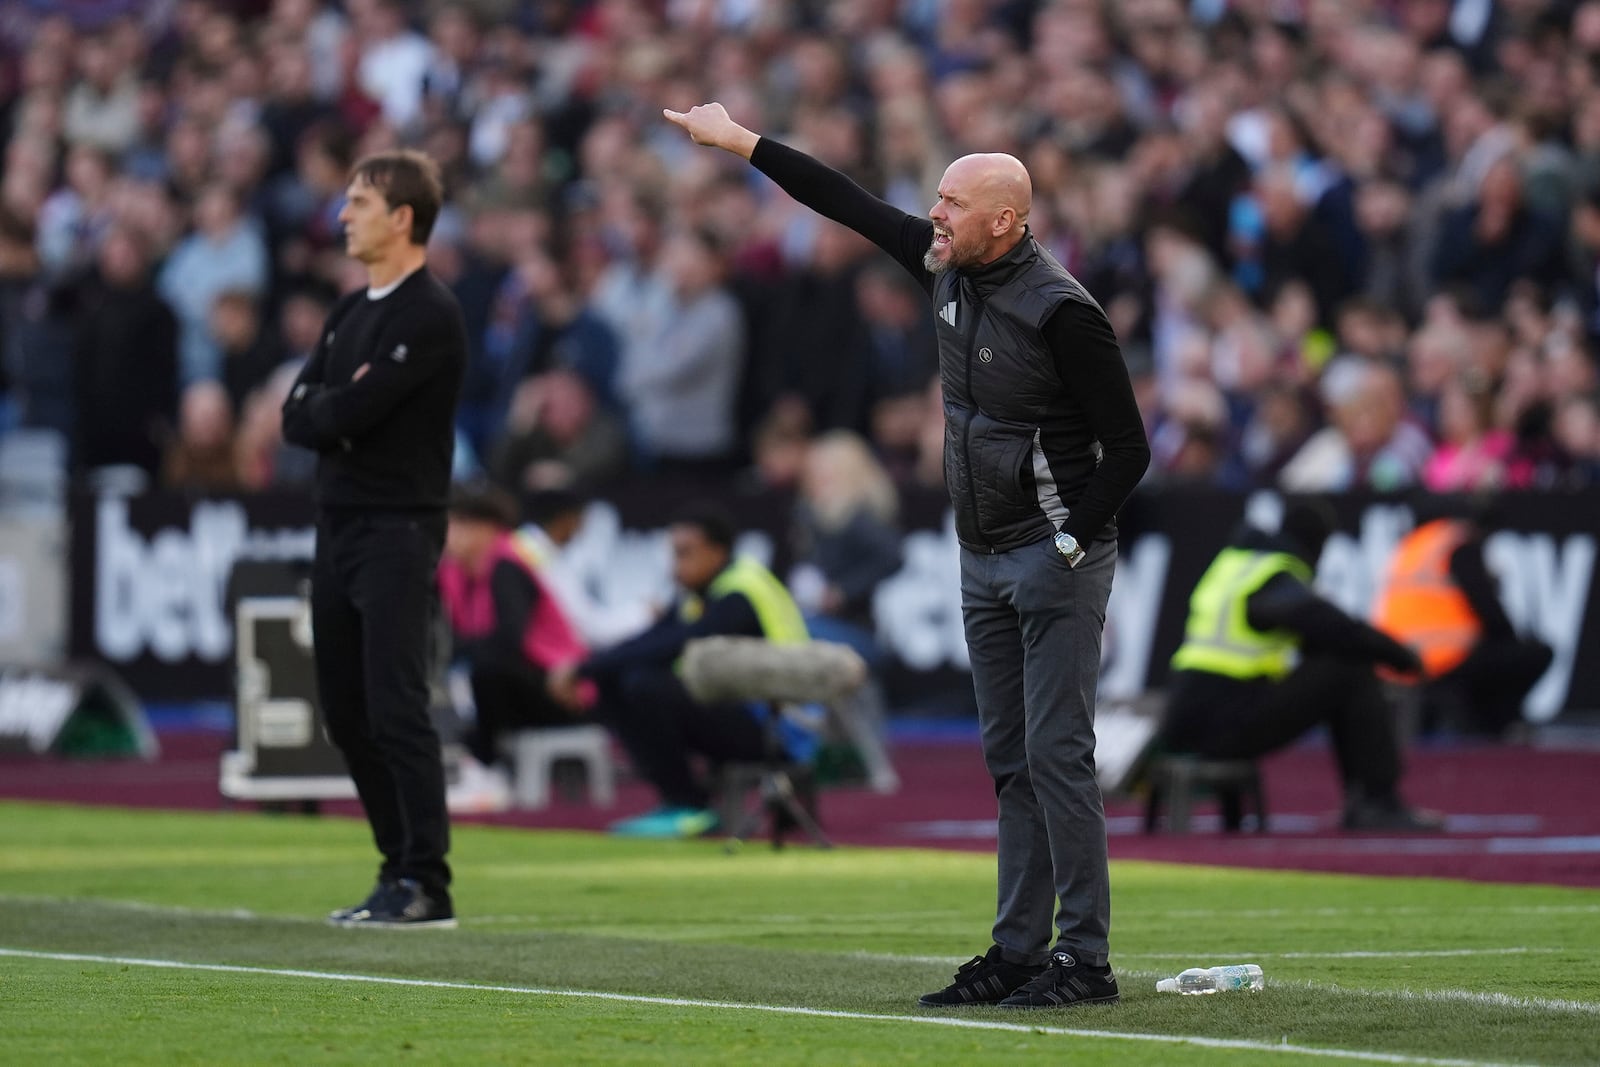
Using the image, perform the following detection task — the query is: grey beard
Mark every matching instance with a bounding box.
[923,245,951,273]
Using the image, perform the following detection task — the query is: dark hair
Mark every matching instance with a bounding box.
[448,483,520,528]
[349,149,444,245]
[1280,496,1337,562]
[526,488,585,529]
[0,205,38,245]
[304,119,356,171]
[283,279,338,309]
[670,502,736,551]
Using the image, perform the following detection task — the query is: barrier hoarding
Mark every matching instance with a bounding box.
[67,486,1600,719]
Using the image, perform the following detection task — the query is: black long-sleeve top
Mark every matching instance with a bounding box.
[1448,539,1516,638]
[579,590,761,680]
[750,138,1149,545]
[281,268,467,513]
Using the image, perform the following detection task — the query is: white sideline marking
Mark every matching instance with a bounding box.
[864,954,1600,1017]
[1149,904,1600,919]
[7,895,1597,1018]
[0,947,1535,1067]
[1119,948,1565,961]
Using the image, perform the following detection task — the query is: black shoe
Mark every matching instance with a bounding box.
[326,881,392,925]
[332,878,457,929]
[998,949,1120,1009]
[918,945,1046,1007]
[1341,798,1445,833]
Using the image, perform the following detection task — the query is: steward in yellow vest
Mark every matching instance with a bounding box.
[547,506,809,839]
[1370,503,1552,737]
[1160,499,1440,832]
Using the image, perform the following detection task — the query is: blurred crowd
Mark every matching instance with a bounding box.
[5,0,1600,504]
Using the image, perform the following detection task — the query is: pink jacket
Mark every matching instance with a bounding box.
[438,533,595,707]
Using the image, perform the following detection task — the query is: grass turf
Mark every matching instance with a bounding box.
[0,801,1596,1065]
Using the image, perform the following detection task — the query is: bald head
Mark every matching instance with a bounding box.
[926,152,1033,273]
[951,152,1033,222]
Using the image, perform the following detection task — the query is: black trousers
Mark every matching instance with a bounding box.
[595,665,767,809]
[466,664,571,767]
[312,511,451,898]
[1162,654,1403,802]
[1428,638,1553,736]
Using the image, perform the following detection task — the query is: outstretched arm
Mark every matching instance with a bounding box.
[1247,574,1424,674]
[664,102,934,287]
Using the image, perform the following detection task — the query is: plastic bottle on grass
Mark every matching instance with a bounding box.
[1155,964,1265,994]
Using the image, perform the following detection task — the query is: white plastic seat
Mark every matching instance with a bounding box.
[503,725,616,810]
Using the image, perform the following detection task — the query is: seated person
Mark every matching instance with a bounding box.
[438,485,592,808]
[1372,497,1553,738]
[1159,499,1440,832]
[548,504,809,838]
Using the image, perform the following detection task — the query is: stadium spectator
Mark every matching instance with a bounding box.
[789,430,903,654]
[62,31,140,154]
[615,226,744,473]
[490,365,628,492]
[1423,374,1514,491]
[74,225,177,480]
[15,0,1600,499]
[1281,358,1433,492]
[156,182,269,385]
[164,379,238,492]
[211,291,287,416]
[748,221,878,436]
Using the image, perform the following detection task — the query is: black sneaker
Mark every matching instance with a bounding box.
[918,945,1047,1007]
[326,881,392,925]
[1341,798,1445,833]
[332,878,457,929]
[998,949,1120,1009]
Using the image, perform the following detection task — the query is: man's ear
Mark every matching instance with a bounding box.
[991,207,1016,237]
[391,203,415,239]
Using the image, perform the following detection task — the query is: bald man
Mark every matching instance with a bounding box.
[667,104,1150,1009]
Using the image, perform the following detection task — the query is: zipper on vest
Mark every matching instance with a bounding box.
[960,289,992,552]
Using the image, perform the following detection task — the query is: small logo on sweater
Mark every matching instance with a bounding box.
[978,347,993,363]
[326,331,336,346]
[390,343,409,363]
[939,301,957,327]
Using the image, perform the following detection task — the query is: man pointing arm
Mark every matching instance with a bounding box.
[667,103,1150,1010]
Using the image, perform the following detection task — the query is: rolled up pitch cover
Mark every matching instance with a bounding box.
[679,637,868,705]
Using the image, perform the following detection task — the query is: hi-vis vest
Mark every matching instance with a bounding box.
[1170,548,1314,681]
[679,556,809,645]
[1371,520,1482,679]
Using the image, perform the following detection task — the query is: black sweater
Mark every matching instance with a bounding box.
[750,138,1149,545]
[282,269,467,513]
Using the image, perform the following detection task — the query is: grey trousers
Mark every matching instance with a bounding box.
[961,535,1117,968]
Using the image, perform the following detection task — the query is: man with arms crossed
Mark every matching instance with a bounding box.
[282,150,467,928]
[664,104,1149,1008]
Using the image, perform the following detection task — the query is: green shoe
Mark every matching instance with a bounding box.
[608,807,719,839]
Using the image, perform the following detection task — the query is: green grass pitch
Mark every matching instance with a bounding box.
[1,801,1596,1065]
